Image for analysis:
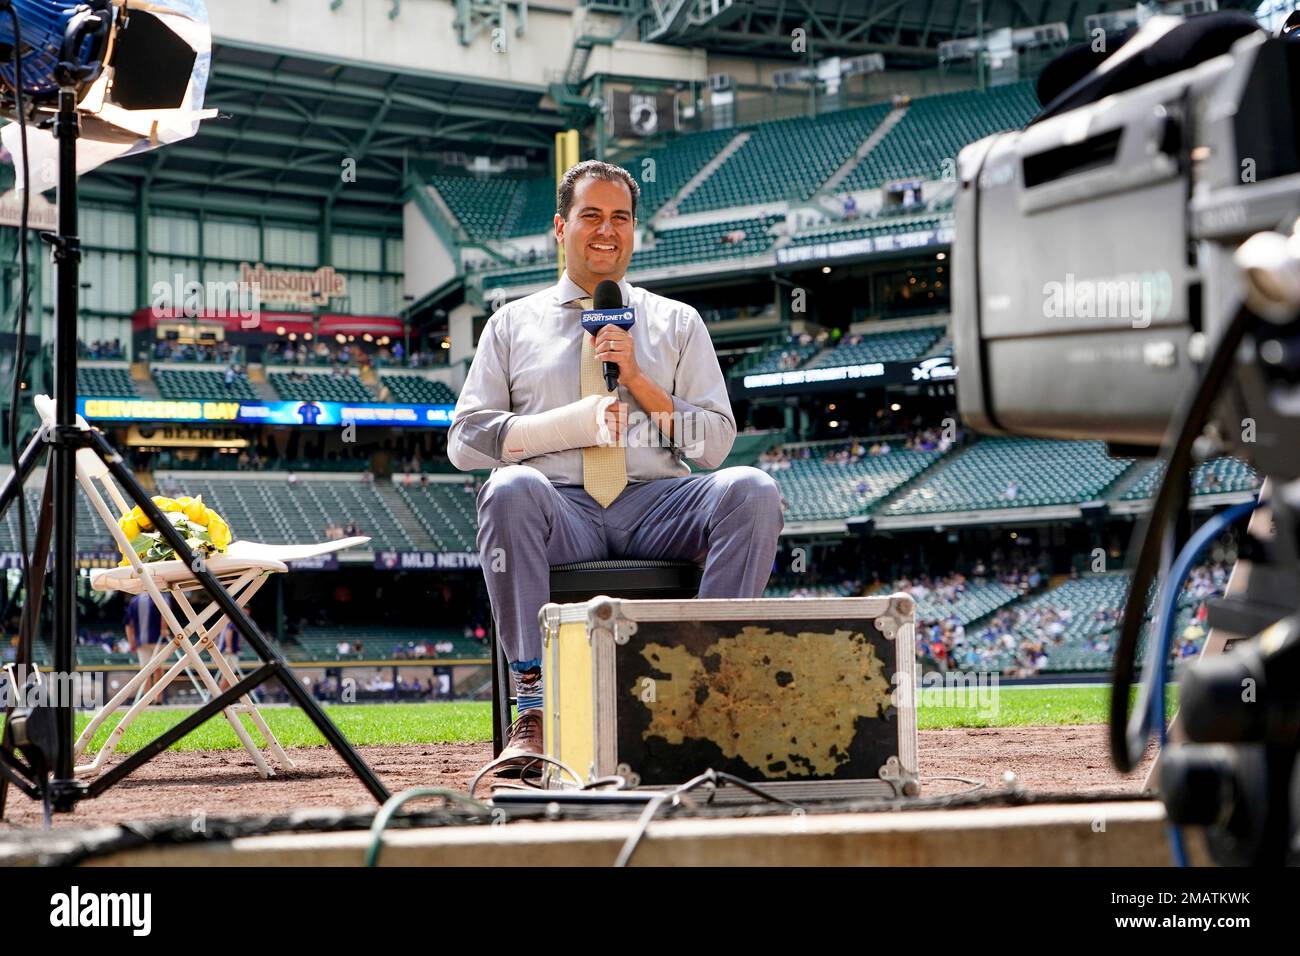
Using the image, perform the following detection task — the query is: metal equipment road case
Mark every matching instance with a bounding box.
[540,594,919,799]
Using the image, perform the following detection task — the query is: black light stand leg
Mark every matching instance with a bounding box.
[19,468,56,662]
[0,425,50,516]
[86,431,391,803]
[45,88,85,811]
[86,664,280,797]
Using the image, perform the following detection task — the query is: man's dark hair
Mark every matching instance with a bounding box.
[556,160,640,222]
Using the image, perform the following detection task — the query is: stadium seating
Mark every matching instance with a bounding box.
[77,365,138,397]
[807,326,945,369]
[430,128,742,240]
[269,371,375,403]
[764,580,861,598]
[381,376,458,404]
[167,477,416,549]
[956,572,1132,672]
[153,368,258,401]
[772,447,941,521]
[912,580,1021,627]
[701,429,787,472]
[481,214,782,289]
[839,81,1040,191]
[633,214,782,270]
[1120,457,1260,500]
[504,176,558,237]
[886,437,1130,515]
[680,104,892,214]
[428,173,520,242]
[287,625,486,662]
[617,128,740,217]
[925,333,953,357]
[481,262,558,289]
[0,486,114,554]
[784,214,949,252]
[728,335,821,379]
[394,480,480,551]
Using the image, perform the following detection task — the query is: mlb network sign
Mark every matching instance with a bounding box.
[374,550,481,570]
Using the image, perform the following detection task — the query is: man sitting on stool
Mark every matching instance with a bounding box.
[448,160,784,765]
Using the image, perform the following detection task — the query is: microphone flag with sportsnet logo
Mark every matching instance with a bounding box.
[582,278,636,393]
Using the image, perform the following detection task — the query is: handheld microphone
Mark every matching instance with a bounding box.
[581,279,635,393]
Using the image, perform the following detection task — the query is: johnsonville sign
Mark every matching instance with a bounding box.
[0,190,58,231]
[239,262,348,307]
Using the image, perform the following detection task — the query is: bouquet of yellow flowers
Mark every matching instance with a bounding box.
[117,495,232,566]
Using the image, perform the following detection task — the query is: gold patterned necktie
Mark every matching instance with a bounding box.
[577,296,628,507]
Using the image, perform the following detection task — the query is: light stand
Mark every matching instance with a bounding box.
[0,81,390,817]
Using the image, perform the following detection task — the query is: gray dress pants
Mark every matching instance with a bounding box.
[476,464,784,667]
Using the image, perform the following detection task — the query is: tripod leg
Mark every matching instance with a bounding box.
[19,470,56,664]
[0,426,50,523]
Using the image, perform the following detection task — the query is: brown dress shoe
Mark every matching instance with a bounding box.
[498,708,543,762]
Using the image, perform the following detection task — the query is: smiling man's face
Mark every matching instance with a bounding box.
[555,175,635,294]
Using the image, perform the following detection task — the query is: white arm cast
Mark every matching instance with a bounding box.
[500,394,617,463]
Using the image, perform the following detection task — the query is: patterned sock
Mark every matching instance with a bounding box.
[510,658,543,713]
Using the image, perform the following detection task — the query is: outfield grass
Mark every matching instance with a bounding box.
[915,683,1178,730]
[74,702,491,755]
[51,684,1180,754]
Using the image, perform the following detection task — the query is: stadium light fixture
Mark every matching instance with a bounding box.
[0,0,215,188]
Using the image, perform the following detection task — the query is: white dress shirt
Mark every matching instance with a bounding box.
[448,272,736,483]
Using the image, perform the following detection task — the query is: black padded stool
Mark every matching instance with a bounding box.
[489,559,703,757]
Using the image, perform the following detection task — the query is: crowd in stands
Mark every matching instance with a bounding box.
[78,339,126,360]
[758,424,958,473]
[393,638,458,659]
[140,431,452,476]
[265,338,444,369]
[772,333,817,371]
[465,245,551,274]
[323,520,364,539]
[943,561,1232,678]
[279,366,365,385]
[307,673,450,702]
[151,339,242,364]
[762,548,1228,679]
[909,559,1046,671]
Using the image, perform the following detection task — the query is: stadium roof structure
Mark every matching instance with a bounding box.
[632,0,1259,62]
[78,42,565,229]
